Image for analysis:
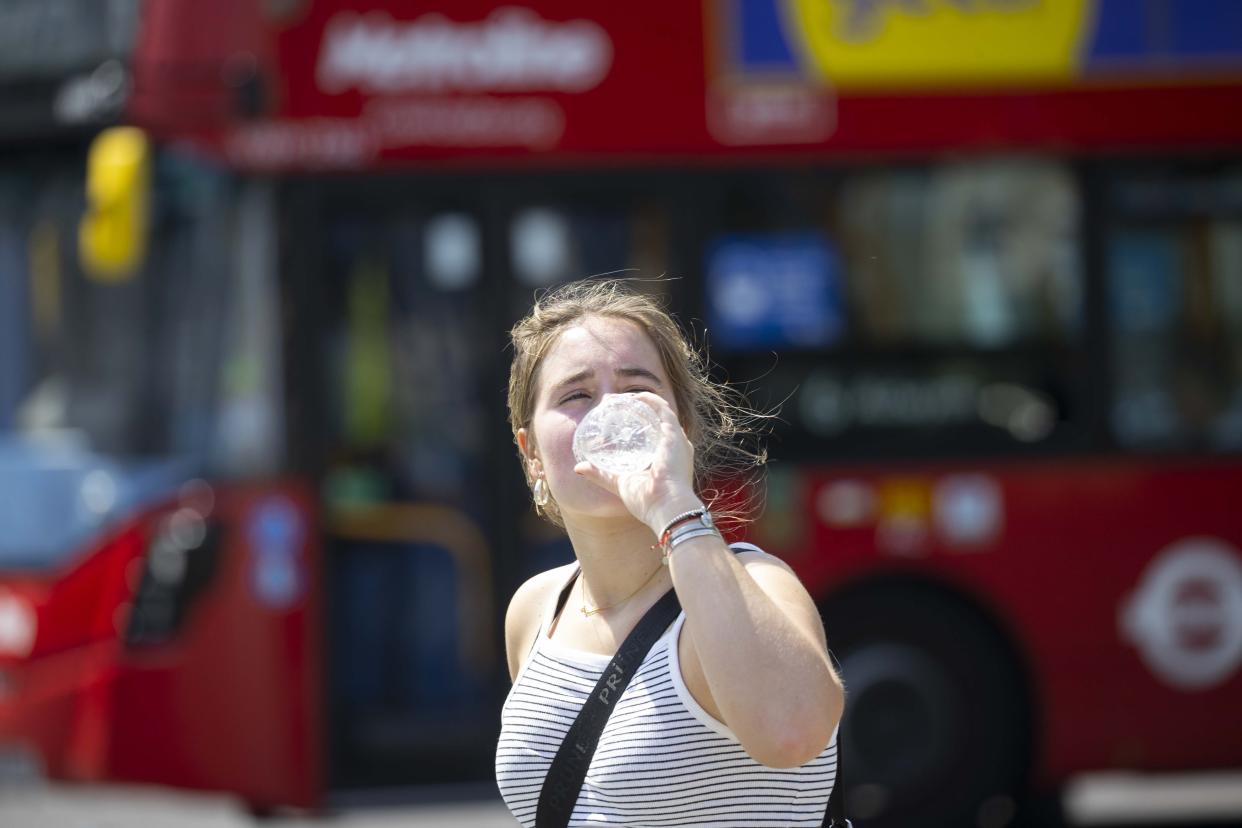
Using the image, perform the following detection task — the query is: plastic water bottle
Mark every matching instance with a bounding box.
[573,394,661,475]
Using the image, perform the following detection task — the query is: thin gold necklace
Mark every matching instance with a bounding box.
[580,563,663,617]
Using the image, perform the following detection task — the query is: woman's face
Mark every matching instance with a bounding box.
[520,315,678,522]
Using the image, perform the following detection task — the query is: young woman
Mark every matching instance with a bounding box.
[496,279,845,827]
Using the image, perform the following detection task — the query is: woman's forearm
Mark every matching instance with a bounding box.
[668,534,845,768]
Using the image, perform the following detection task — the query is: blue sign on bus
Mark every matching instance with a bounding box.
[706,232,845,351]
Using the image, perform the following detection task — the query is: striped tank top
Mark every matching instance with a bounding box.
[496,560,838,827]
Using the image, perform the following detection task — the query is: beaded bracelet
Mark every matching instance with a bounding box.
[656,509,707,548]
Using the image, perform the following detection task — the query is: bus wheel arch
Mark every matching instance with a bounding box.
[818,576,1049,828]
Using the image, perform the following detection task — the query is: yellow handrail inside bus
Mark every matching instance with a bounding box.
[328,502,496,675]
[79,127,150,283]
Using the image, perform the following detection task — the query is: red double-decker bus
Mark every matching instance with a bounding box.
[2,2,1241,826]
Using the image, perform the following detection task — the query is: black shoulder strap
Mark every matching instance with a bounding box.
[826,752,849,827]
[825,642,849,828]
[535,585,682,828]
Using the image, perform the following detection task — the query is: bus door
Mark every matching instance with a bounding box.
[289,175,694,788]
[288,185,508,789]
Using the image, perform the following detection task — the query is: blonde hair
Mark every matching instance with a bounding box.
[507,278,767,529]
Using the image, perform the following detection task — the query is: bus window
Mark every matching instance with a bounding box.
[845,161,1082,348]
[706,159,1088,461]
[1109,168,1242,452]
[507,201,670,291]
[317,210,491,507]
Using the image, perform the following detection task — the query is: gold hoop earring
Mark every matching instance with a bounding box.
[532,477,550,508]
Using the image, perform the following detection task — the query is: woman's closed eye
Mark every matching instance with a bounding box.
[559,387,652,405]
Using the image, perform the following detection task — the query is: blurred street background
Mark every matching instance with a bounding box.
[2,1,1241,827]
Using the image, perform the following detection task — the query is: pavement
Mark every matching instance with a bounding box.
[0,783,517,828]
[2,772,1242,828]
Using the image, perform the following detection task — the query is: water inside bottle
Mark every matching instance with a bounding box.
[573,395,661,475]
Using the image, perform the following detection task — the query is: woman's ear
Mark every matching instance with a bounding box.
[517,428,541,480]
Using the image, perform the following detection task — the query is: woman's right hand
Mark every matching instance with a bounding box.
[573,392,704,536]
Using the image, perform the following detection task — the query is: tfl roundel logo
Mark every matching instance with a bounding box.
[1121,538,1242,691]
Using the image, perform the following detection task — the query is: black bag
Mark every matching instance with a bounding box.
[535,571,850,828]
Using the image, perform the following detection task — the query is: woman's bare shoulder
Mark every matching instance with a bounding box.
[730,541,795,573]
[505,562,577,680]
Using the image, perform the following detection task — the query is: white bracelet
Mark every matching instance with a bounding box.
[661,527,720,563]
[666,520,711,544]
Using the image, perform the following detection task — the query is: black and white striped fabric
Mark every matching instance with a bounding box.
[496,563,838,827]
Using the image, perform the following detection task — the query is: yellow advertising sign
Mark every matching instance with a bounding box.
[786,0,1093,88]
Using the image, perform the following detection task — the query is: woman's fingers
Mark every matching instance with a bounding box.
[631,391,693,464]
[632,391,678,426]
[572,393,696,524]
